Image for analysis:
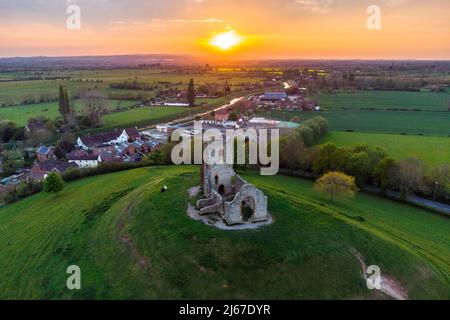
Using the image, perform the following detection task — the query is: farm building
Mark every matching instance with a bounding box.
[261,92,288,102]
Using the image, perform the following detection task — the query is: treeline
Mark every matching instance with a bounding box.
[0,94,59,108]
[279,131,450,203]
[110,80,157,91]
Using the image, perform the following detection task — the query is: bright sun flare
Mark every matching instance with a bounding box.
[209,30,243,51]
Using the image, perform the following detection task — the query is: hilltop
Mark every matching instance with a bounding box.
[0,166,448,299]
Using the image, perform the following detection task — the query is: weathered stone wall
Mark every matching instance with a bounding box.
[199,164,269,225]
[224,184,268,224]
[204,164,236,197]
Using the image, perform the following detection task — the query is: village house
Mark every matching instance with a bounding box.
[260,92,288,103]
[115,142,137,157]
[91,143,115,156]
[77,128,141,151]
[36,146,55,162]
[99,151,123,163]
[215,109,230,123]
[156,124,173,134]
[66,153,102,168]
[30,160,77,181]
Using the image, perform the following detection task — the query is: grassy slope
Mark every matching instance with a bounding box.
[0,166,448,299]
[323,132,450,166]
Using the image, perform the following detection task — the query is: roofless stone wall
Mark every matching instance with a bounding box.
[197,164,269,225]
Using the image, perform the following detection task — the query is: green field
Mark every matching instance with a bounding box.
[0,166,448,299]
[0,99,138,126]
[323,132,450,166]
[0,69,264,106]
[314,91,450,111]
[101,106,201,130]
[258,109,450,136]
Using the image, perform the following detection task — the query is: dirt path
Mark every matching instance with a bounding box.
[115,183,164,289]
[350,249,408,300]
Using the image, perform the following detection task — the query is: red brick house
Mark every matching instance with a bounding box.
[31,160,77,181]
[36,146,55,162]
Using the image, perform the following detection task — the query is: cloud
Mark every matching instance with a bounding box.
[291,0,335,13]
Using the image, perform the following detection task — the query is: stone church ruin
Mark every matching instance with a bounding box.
[196,164,269,225]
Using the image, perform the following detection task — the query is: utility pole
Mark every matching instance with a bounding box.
[433,181,439,201]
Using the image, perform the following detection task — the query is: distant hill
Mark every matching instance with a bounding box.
[0,54,195,69]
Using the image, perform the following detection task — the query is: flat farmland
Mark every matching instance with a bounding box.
[258,109,450,136]
[314,90,450,111]
[101,106,201,130]
[323,132,450,166]
[0,69,265,106]
[0,100,138,126]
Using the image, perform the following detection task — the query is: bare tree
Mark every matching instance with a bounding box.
[394,157,427,196]
[80,90,107,127]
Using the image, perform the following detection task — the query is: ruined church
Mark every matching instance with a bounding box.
[196,163,269,225]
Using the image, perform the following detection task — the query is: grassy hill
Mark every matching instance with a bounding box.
[0,166,448,299]
[323,132,450,166]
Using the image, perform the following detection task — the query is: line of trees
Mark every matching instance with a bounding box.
[279,135,449,203]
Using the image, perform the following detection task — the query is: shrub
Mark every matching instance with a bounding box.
[43,173,65,194]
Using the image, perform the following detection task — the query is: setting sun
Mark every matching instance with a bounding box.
[208,30,244,51]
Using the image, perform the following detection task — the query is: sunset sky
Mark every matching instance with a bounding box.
[0,0,449,59]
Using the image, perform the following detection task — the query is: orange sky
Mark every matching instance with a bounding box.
[0,0,449,59]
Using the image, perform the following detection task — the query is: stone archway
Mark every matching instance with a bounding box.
[218,184,225,196]
[240,196,256,222]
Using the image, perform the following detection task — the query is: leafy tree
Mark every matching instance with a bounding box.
[0,121,17,143]
[43,173,65,194]
[346,151,371,185]
[1,150,24,177]
[315,171,359,202]
[312,142,338,174]
[187,78,196,107]
[145,150,163,165]
[280,133,305,171]
[296,126,315,146]
[373,157,397,191]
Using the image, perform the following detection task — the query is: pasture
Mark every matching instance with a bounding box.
[323,132,450,167]
[258,109,450,136]
[313,90,450,111]
[101,106,201,130]
[0,68,265,106]
[0,100,138,126]
[0,166,448,299]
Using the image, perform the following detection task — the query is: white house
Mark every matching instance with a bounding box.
[67,154,102,168]
[77,128,140,151]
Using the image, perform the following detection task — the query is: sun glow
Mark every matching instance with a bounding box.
[208,30,244,51]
